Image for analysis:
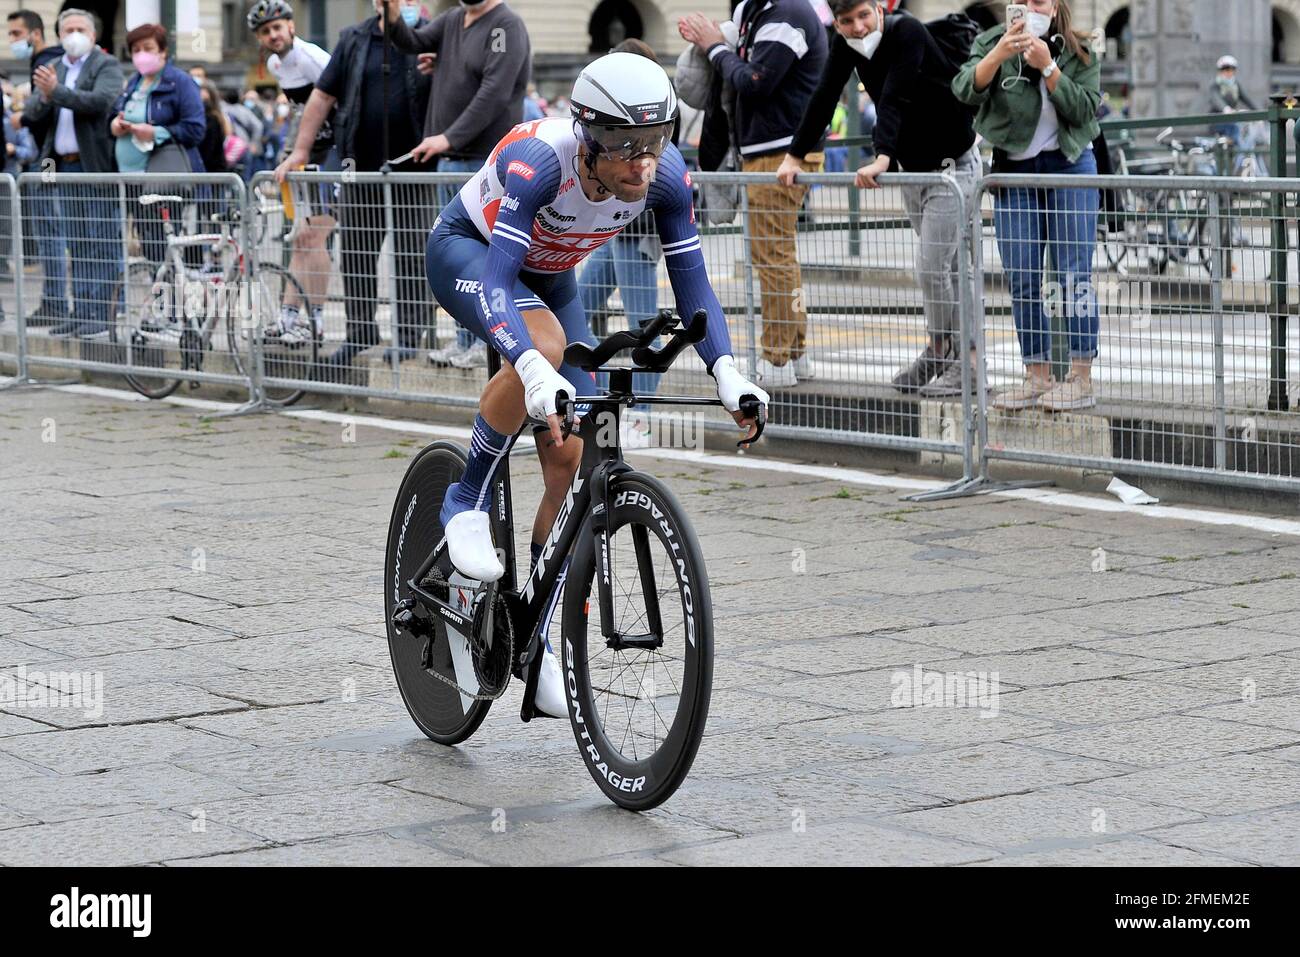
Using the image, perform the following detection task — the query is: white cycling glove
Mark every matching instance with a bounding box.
[515,349,577,423]
[711,355,770,413]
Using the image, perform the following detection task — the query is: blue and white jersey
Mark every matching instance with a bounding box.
[447,116,733,371]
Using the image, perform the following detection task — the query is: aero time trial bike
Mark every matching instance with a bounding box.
[383,310,764,810]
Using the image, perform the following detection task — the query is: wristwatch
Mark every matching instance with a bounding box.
[1042,61,1059,79]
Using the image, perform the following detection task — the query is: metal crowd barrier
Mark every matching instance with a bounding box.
[5,165,1300,497]
[972,172,1300,492]
[3,171,254,399]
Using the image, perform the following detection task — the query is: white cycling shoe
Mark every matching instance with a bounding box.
[444,510,504,583]
[533,645,567,718]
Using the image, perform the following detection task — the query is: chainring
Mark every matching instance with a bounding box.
[417,565,515,702]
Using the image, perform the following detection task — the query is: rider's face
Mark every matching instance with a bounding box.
[594,153,658,202]
[256,18,294,54]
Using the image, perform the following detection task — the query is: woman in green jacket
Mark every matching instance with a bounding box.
[953,0,1102,411]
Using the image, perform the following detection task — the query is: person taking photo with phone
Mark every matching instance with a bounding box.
[953,0,1101,411]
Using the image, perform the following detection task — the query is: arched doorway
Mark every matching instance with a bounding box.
[588,0,643,54]
[1105,7,1131,61]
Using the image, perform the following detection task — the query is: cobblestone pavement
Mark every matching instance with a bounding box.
[2,386,1299,866]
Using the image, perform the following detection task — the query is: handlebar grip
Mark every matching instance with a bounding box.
[736,394,766,448]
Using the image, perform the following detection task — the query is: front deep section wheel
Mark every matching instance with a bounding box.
[384,441,494,745]
[560,472,714,810]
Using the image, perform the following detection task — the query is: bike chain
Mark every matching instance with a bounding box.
[417,566,516,703]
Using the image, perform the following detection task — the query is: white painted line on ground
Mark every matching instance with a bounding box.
[15,379,1300,537]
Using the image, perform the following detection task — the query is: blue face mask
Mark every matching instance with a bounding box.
[400,6,420,25]
[9,39,32,59]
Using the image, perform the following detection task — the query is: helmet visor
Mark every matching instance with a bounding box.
[585,122,673,161]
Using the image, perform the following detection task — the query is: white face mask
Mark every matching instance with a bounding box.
[61,30,92,58]
[1026,11,1053,39]
[844,11,883,60]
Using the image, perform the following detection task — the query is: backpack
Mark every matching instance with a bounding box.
[889,11,980,81]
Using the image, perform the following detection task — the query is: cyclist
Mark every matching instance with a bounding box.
[247,0,336,346]
[426,53,768,713]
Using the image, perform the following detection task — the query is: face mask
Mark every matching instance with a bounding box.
[132,51,164,76]
[844,8,883,59]
[401,5,420,25]
[1026,11,1053,39]
[61,31,92,58]
[9,39,32,60]
[276,103,290,118]
[244,98,257,110]
[459,0,487,7]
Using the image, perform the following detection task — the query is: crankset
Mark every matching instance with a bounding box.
[392,561,515,702]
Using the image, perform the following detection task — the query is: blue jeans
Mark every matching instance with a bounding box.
[824,145,848,174]
[994,148,1099,362]
[437,158,483,349]
[31,183,68,309]
[577,234,661,400]
[59,162,122,328]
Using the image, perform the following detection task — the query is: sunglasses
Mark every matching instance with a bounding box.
[585,123,673,162]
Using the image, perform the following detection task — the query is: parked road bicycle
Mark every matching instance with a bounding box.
[384,309,764,810]
[118,193,318,405]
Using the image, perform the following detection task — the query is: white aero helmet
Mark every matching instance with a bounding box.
[571,52,679,162]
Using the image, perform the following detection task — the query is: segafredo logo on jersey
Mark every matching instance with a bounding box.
[566,637,646,795]
[614,490,695,647]
[522,474,585,603]
[507,160,536,180]
[501,193,521,212]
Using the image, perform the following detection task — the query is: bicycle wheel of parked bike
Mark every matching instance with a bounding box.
[385,441,495,745]
[120,260,191,400]
[561,472,713,810]
[227,262,318,407]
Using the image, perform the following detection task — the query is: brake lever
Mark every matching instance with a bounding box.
[556,392,577,440]
[736,395,766,448]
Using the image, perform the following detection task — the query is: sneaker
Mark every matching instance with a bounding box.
[26,301,70,328]
[1039,372,1096,411]
[918,360,969,398]
[52,320,110,340]
[792,353,817,380]
[892,341,952,394]
[427,341,470,367]
[277,319,316,348]
[992,375,1053,411]
[449,341,488,369]
[754,357,797,388]
[444,509,504,582]
[532,646,567,718]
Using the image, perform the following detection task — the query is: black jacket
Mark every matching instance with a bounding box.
[791,14,975,172]
[322,16,430,165]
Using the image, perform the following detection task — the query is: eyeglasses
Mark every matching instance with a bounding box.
[585,123,673,162]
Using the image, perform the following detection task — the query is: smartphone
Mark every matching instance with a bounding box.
[1006,4,1028,28]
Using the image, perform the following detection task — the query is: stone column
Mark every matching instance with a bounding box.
[1129,0,1272,118]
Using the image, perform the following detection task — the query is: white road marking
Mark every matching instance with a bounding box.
[17,379,1300,538]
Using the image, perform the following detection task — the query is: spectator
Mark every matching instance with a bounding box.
[953,0,1101,411]
[111,23,206,268]
[1209,54,1266,175]
[679,0,829,388]
[9,8,68,327]
[522,84,546,121]
[0,88,37,304]
[380,0,531,370]
[576,37,666,442]
[276,0,433,371]
[781,0,980,398]
[196,80,230,175]
[23,8,124,339]
[249,0,336,345]
[223,88,265,180]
